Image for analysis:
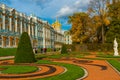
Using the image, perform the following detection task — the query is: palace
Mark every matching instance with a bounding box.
[64,31,72,44]
[0,4,64,49]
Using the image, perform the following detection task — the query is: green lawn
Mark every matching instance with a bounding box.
[0,48,17,57]
[97,55,120,58]
[96,52,120,58]
[107,59,120,72]
[36,60,85,80]
[0,65,38,74]
[35,51,87,60]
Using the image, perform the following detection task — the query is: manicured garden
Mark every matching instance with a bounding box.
[36,60,85,80]
[0,33,85,79]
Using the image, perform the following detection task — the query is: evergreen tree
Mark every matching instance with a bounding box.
[14,32,36,63]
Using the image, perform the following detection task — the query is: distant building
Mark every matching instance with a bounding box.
[0,4,64,49]
[52,19,64,48]
[64,31,72,44]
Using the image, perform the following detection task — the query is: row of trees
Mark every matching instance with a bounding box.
[68,0,120,44]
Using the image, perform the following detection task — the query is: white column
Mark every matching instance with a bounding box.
[32,25,34,36]
[35,25,38,37]
[20,20,22,34]
[43,26,46,48]
[9,15,12,31]
[2,12,5,30]
[15,18,17,32]
[28,23,31,35]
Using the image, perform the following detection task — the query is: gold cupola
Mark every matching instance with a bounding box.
[52,18,61,32]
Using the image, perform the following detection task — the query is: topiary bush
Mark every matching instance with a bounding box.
[61,44,68,54]
[14,32,36,63]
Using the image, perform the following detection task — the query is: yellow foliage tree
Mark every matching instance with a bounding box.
[68,12,92,44]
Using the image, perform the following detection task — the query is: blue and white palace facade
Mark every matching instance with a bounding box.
[0,4,64,49]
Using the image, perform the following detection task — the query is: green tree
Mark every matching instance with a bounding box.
[106,1,120,43]
[61,44,68,54]
[14,32,36,63]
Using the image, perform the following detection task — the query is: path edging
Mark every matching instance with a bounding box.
[106,60,120,75]
[59,66,67,75]
[76,67,88,80]
[0,56,14,61]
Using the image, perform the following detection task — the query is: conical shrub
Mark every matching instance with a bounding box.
[14,32,36,63]
[61,44,68,54]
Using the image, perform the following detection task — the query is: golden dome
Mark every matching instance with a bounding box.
[52,19,61,31]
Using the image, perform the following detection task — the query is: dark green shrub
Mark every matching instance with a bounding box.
[66,44,75,51]
[47,48,52,52]
[61,44,68,54]
[14,32,36,63]
[86,43,113,51]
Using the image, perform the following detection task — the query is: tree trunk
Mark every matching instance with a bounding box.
[101,24,105,44]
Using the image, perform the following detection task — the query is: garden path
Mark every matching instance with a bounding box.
[53,56,120,80]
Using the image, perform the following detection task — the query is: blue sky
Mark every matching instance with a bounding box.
[0,0,90,30]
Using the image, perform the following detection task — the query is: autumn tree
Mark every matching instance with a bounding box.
[68,12,92,44]
[88,0,110,43]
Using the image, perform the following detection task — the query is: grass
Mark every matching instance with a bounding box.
[0,65,38,74]
[98,55,120,58]
[0,48,17,57]
[35,51,88,60]
[96,52,120,58]
[36,53,71,60]
[36,60,85,80]
[107,59,120,72]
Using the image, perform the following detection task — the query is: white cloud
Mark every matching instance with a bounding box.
[56,6,75,17]
[56,0,90,18]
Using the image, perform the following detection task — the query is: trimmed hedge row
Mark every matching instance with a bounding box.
[62,43,118,52]
[86,43,114,51]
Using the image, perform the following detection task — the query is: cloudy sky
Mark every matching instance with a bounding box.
[0,0,90,30]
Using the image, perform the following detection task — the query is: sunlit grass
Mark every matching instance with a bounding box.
[107,59,120,72]
[0,48,16,57]
[0,65,38,74]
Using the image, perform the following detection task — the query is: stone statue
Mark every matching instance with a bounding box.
[113,38,119,56]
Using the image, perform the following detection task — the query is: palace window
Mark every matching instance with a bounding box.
[0,24,2,30]
[6,37,9,46]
